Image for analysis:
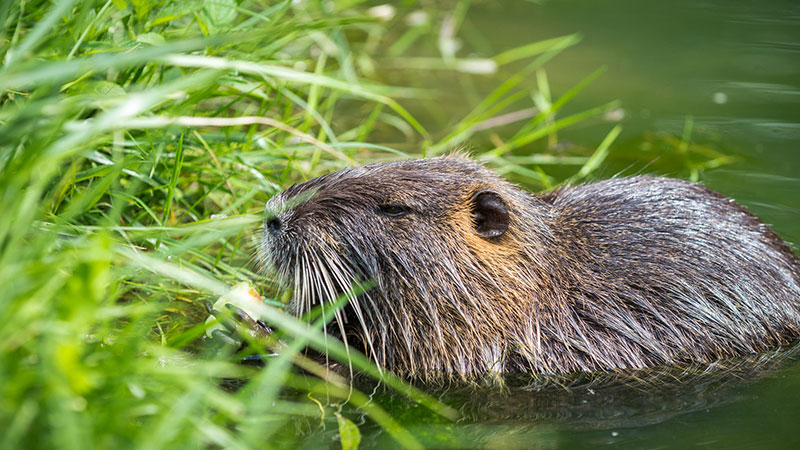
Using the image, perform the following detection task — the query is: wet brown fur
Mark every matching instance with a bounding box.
[259,155,800,378]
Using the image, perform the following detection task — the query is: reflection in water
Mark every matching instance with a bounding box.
[454,348,799,427]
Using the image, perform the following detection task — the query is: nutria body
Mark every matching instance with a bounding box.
[259,155,800,377]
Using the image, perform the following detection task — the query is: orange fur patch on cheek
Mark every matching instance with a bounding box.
[450,207,524,263]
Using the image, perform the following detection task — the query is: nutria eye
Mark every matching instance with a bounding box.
[378,204,411,218]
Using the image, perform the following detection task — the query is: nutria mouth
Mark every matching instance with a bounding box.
[259,155,800,377]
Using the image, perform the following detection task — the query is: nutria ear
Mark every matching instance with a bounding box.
[471,190,509,238]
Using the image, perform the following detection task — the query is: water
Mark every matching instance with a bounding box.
[353,0,800,447]
[466,0,800,243]
[322,348,799,448]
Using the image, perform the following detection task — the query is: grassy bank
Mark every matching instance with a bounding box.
[0,0,722,448]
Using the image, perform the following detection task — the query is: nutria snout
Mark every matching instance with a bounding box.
[258,155,800,377]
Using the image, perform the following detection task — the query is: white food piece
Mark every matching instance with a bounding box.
[205,282,265,338]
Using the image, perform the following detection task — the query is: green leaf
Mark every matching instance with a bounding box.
[86,80,126,96]
[493,33,581,66]
[575,124,622,180]
[205,0,237,25]
[136,32,166,46]
[335,413,361,450]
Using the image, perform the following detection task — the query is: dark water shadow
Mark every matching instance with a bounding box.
[344,344,800,449]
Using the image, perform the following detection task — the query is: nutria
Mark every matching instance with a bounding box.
[256,155,800,377]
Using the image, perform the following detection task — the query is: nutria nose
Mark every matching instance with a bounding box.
[266,216,282,234]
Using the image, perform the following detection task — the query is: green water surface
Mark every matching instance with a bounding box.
[474,0,800,241]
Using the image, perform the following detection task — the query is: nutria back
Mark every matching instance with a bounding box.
[259,155,800,377]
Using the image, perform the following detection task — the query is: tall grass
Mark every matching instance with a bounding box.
[0,0,727,448]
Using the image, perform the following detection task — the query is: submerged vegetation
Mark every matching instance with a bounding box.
[0,0,736,448]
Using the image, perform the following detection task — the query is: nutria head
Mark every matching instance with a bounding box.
[259,155,557,375]
[260,155,800,378]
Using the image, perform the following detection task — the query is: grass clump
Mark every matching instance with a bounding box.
[0,0,728,448]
